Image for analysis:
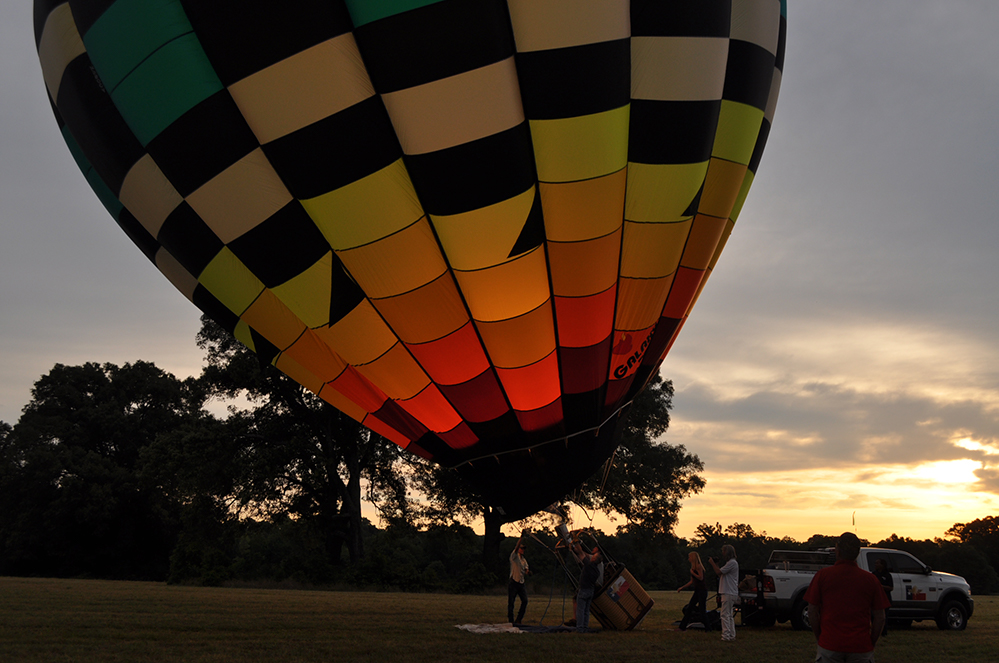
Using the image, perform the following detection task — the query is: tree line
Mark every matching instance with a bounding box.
[2,317,997,594]
[0,317,704,588]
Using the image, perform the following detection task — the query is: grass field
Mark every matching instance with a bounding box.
[1,577,996,662]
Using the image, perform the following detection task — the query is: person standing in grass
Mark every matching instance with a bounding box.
[805,532,890,663]
[677,551,708,631]
[508,534,530,625]
[872,558,893,637]
[709,545,739,641]
[573,543,602,632]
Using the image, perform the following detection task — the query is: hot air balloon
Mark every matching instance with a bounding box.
[33,0,786,520]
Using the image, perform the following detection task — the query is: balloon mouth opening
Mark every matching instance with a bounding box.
[452,401,633,521]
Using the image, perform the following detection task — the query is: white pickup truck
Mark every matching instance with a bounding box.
[738,547,974,631]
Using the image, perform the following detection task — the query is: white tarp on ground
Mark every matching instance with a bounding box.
[456,623,526,634]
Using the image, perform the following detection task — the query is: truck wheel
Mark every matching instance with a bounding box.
[935,600,968,631]
[790,599,810,631]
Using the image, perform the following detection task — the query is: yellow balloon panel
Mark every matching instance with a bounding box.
[620,219,692,280]
[304,159,423,250]
[711,101,765,165]
[530,106,630,183]
[540,170,626,242]
[625,162,710,223]
[698,158,750,220]
[270,253,333,330]
[198,249,264,316]
[431,186,536,271]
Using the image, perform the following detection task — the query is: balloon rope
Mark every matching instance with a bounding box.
[570,501,594,527]
[448,399,632,469]
[537,563,559,626]
[598,450,616,496]
[561,564,571,624]
[536,546,573,627]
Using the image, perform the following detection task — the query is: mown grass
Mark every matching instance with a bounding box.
[0,577,995,662]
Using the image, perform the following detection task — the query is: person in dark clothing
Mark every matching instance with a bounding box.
[677,551,708,630]
[873,558,894,636]
[573,543,602,632]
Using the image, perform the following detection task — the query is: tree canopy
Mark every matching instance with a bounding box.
[571,375,704,537]
[0,362,198,579]
[192,316,405,565]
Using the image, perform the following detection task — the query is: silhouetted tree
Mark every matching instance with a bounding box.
[0,362,201,579]
[946,516,999,579]
[194,316,404,565]
[691,522,802,576]
[397,446,505,571]
[573,376,705,537]
[140,411,245,584]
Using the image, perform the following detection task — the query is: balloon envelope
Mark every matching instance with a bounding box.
[34,0,786,519]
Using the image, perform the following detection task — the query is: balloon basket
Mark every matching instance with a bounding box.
[544,522,655,631]
[591,566,655,631]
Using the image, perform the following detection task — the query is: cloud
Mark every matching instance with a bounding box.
[673,463,999,542]
[672,382,999,479]
[663,318,999,493]
[975,468,999,495]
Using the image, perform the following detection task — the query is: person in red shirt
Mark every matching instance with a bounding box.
[804,533,890,662]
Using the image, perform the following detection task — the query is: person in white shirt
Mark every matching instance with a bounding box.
[709,545,739,641]
[508,535,530,624]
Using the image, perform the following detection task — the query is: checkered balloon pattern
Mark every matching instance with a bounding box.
[35,0,786,518]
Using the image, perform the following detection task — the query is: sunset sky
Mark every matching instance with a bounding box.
[3,2,998,544]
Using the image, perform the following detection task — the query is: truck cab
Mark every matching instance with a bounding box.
[862,549,973,629]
